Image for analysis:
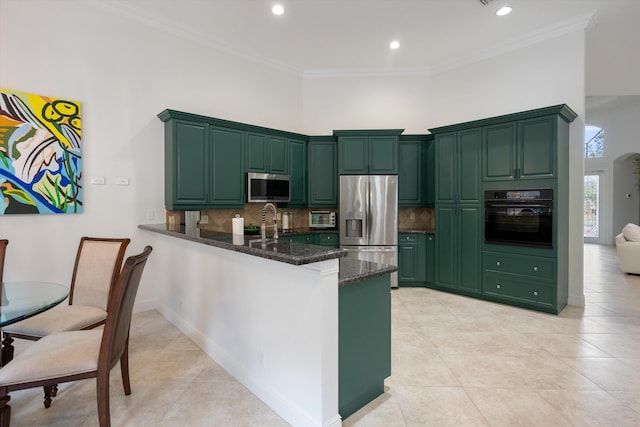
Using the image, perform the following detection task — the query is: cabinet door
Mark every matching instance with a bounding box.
[458,129,482,203]
[210,127,245,206]
[435,205,456,289]
[168,120,209,207]
[458,206,481,293]
[435,133,457,203]
[369,136,398,174]
[269,136,289,175]
[398,140,422,206]
[518,116,556,179]
[483,123,517,181]
[287,139,307,206]
[426,234,435,283]
[398,242,418,281]
[309,140,338,207]
[245,132,268,172]
[338,136,368,174]
[425,139,435,207]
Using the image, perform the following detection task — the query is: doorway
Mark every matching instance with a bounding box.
[584,173,600,242]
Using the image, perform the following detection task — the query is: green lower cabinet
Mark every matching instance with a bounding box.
[426,233,435,283]
[435,205,481,293]
[315,232,339,247]
[282,234,314,244]
[339,275,391,419]
[398,233,426,285]
[482,250,561,313]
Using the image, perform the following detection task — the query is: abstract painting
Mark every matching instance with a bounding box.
[0,89,82,214]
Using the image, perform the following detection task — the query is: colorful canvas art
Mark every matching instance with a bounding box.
[0,89,82,214]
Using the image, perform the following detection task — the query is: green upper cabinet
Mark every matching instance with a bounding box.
[398,135,434,207]
[159,112,245,210]
[164,119,210,209]
[434,128,481,204]
[287,138,308,207]
[210,126,245,207]
[245,133,289,175]
[335,130,403,175]
[308,136,338,207]
[483,114,565,182]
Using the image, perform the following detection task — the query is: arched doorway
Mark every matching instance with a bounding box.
[612,153,640,237]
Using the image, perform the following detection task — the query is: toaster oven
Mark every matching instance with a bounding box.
[309,211,336,229]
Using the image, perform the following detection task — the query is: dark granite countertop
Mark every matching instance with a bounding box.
[139,223,396,286]
[338,258,397,287]
[139,224,345,266]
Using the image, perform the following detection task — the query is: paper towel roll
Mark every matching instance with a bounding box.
[232,215,244,235]
[232,234,244,245]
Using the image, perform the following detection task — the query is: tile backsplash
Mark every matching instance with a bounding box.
[167,205,434,233]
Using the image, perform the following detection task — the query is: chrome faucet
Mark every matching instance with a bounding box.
[261,203,279,242]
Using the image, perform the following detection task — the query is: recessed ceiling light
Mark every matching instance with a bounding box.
[496,6,512,16]
[272,4,284,15]
[390,41,400,50]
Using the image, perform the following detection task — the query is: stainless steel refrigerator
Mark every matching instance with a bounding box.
[340,175,398,287]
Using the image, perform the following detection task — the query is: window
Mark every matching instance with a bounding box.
[585,125,604,158]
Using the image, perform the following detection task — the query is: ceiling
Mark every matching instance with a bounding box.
[97,0,639,92]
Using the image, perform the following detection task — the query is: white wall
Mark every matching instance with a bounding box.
[0,0,302,306]
[304,32,587,305]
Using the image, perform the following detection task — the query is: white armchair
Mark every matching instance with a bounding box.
[616,223,640,275]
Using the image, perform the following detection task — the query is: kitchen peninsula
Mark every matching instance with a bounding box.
[139,223,395,426]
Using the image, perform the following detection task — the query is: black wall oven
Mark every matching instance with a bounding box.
[485,189,553,248]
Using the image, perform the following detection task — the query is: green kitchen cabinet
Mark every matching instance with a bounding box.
[482,250,560,312]
[335,130,403,175]
[308,136,338,207]
[287,138,307,207]
[163,119,210,209]
[284,234,315,244]
[483,115,561,182]
[245,133,289,175]
[425,233,435,283]
[210,126,245,207]
[398,135,433,207]
[435,128,481,204]
[315,232,339,247]
[160,114,245,210]
[435,205,481,294]
[339,274,391,419]
[398,233,426,285]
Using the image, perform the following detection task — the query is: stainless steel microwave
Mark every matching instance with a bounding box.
[247,173,291,203]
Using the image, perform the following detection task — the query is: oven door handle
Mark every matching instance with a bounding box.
[485,203,551,208]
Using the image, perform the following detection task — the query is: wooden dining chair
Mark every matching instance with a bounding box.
[1,237,130,365]
[0,246,152,427]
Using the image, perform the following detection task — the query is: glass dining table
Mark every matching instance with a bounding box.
[1,281,70,327]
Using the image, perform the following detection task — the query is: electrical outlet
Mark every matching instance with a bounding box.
[200,214,209,224]
[260,352,267,368]
[409,212,415,220]
[115,177,130,186]
[91,176,105,185]
[146,210,154,220]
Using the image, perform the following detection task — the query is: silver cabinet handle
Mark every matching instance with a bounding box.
[533,266,538,272]
[496,284,501,289]
[533,291,539,296]
[496,261,501,266]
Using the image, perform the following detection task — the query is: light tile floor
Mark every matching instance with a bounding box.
[6,243,640,426]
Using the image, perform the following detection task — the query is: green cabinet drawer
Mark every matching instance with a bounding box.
[316,233,339,247]
[399,233,418,243]
[483,251,554,281]
[483,273,554,307]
